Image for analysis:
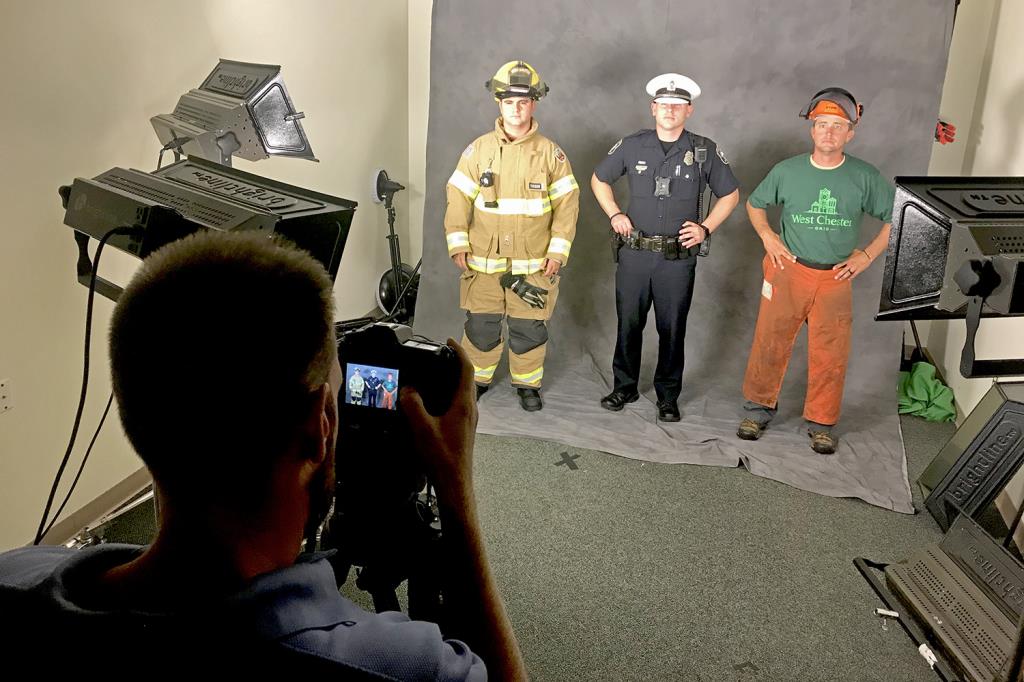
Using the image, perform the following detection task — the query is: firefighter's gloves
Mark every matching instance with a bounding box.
[500,272,548,309]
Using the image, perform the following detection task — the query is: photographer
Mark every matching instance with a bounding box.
[0,232,526,679]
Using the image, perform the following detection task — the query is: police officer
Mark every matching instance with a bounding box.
[444,61,580,412]
[365,368,382,407]
[592,73,739,421]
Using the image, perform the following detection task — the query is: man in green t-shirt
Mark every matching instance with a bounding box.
[736,88,895,454]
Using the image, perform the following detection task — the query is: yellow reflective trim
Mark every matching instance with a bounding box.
[473,195,551,216]
[547,175,579,201]
[511,367,543,386]
[474,363,498,380]
[547,237,572,258]
[467,255,509,274]
[446,231,470,251]
[510,258,545,275]
[448,170,480,199]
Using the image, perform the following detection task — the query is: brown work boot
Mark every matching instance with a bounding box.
[808,428,838,454]
[736,418,765,440]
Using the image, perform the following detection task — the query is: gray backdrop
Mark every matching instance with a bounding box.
[415,0,955,513]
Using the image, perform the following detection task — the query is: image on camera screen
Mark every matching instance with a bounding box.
[345,364,399,410]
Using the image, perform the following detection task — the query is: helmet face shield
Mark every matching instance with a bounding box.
[799,87,862,124]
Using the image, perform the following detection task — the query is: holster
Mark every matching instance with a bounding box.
[699,236,711,257]
[611,230,623,263]
[480,185,498,208]
[664,239,681,260]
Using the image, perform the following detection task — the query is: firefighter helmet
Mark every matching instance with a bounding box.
[486,61,548,101]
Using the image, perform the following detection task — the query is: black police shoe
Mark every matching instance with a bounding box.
[600,390,639,412]
[517,388,543,412]
[657,400,680,422]
[476,384,489,401]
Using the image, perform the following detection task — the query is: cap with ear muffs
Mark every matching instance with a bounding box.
[799,87,863,124]
[486,60,549,101]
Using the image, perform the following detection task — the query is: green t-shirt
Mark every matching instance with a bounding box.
[748,154,895,264]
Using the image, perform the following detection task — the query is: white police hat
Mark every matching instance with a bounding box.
[646,73,700,104]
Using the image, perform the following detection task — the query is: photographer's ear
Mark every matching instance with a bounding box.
[301,384,333,469]
[319,356,342,457]
[323,380,338,441]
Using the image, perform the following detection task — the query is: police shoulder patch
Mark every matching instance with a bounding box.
[554,146,567,163]
[716,146,729,165]
[462,143,474,158]
[607,138,623,155]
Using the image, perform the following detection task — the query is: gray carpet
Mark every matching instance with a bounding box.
[473,354,915,514]
[343,414,954,681]
[86,410,957,679]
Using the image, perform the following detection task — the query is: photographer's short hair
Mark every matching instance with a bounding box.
[110,232,336,495]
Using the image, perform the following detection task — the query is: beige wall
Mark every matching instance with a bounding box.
[407,0,433,264]
[0,0,409,551]
[925,0,1024,422]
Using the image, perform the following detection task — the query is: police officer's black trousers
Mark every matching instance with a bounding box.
[612,249,697,403]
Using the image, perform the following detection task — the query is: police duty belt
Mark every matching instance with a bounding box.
[614,231,695,259]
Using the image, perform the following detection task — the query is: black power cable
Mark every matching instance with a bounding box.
[40,391,115,541]
[34,226,138,545]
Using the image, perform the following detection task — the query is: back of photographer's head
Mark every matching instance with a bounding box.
[110,231,336,504]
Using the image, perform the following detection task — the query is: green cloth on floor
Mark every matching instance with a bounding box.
[898,361,956,422]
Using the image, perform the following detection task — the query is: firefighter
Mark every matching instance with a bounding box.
[444,60,580,412]
[348,367,365,406]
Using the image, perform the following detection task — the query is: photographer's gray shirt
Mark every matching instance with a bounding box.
[0,543,485,680]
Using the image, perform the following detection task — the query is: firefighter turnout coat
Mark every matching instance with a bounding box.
[444,117,579,388]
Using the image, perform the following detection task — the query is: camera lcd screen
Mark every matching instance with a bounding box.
[345,364,399,411]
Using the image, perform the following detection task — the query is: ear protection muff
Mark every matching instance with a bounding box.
[799,87,863,124]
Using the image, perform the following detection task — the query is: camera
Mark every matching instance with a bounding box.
[323,322,460,617]
[333,321,460,502]
[336,321,459,424]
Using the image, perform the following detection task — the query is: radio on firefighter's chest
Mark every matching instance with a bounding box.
[479,168,498,207]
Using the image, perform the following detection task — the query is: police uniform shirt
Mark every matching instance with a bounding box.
[594,130,738,237]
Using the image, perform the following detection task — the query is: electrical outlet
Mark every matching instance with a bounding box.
[0,379,10,413]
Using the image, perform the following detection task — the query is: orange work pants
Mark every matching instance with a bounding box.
[742,255,852,426]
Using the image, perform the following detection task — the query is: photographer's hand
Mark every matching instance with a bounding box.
[401,340,478,490]
[401,341,527,682]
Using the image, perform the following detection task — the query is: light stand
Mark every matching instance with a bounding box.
[371,169,420,324]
